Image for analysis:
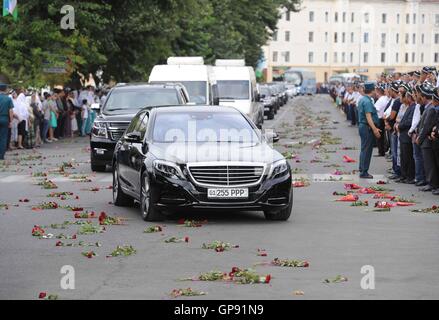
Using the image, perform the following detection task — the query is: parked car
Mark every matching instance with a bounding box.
[259,85,277,120]
[112,106,293,222]
[90,83,189,172]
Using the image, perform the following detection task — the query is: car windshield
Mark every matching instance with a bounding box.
[104,88,181,113]
[179,81,207,104]
[217,80,250,100]
[284,72,302,86]
[152,111,260,143]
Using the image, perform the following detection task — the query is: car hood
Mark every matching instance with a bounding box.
[97,112,137,123]
[149,142,283,164]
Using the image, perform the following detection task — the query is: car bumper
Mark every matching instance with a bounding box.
[149,172,292,211]
[90,139,116,166]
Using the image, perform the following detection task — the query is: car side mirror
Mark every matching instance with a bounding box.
[263,130,280,143]
[91,103,101,112]
[142,142,149,154]
[125,131,142,143]
[213,97,220,106]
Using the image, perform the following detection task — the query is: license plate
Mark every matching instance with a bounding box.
[208,188,249,199]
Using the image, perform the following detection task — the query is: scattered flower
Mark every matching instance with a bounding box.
[350,201,369,207]
[177,219,207,228]
[324,275,348,283]
[343,155,356,163]
[170,288,207,298]
[165,237,190,243]
[82,251,98,259]
[143,226,163,233]
[107,245,136,257]
[202,241,239,252]
[335,194,359,202]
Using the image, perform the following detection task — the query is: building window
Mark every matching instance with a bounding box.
[363,52,369,63]
[285,31,290,42]
[272,31,278,41]
[309,11,314,22]
[325,11,329,23]
[286,11,290,21]
[324,52,328,63]
[284,51,290,62]
[381,52,386,63]
[335,12,338,22]
[435,53,439,63]
[421,53,424,63]
[342,52,346,63]
[350,52,354,63]
[382,13,387,24]
[325,32,328,42]
[334,52,338,63]
[435,33,439,44]
[396,53,399,63]
[412,52,415,63]
[364,13,369,23]
[273,51,278,62]
[422,14,425,24]
[351,32,354,43]
[413,14,416,24]
[309,32,314,42]
[397,14,400,24]
[381,33,386,47]
[351,12,355,23]
[364,32,369,43]
[342,32,346,43]
[422,34,425,44]
[436,14,439,25]
[343,12,346,23]
[412,33,416,44]
[308,52,314,63]
[396,33,399,44]
[405,53,409,63]
[406,14,410,24]
[334,32,338,43]
[405,33,409,44]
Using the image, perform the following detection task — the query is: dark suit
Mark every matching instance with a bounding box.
[418,103,439,188]
[398,104,416,180]
[432,107,439,171]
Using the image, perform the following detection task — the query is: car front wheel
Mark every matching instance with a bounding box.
[141,172,164,222]
[264,190,293,221]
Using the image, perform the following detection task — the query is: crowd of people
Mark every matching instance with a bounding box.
[331,66,439,196]
[0,84,107,160]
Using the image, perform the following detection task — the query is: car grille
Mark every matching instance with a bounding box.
[107,122,130,142]
[188,165,265,187]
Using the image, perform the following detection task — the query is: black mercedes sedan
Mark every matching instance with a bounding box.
[112,106,293,221]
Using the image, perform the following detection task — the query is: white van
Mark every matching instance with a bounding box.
[213,59,264,128]
[149,57,218,105]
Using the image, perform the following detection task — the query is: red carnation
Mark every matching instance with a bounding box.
[264,275,272,284]
[55,241,63,247]
[302,261,310,268]
[177,218,185,225]
[184,236,190,243]
[72,234,77,240]
[38,292,47,299]
[231,267,240,273]
[433,205,438,210]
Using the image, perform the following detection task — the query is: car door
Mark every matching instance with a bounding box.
[118,113,144,191]
[127,112,149,194]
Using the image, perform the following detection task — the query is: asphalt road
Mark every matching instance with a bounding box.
[1,95,439,300]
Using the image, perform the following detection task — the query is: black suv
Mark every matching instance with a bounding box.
[90,83,189,172]
[112,106,293,222]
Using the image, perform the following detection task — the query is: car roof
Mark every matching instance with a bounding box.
[113,83,184,90]
[142,105,240,114]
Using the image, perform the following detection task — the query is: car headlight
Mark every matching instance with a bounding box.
[92,122,108,139]
[153,160,185,180]
[268,160,289,179]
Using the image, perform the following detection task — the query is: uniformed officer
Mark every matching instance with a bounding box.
[357,82,381,179]
[0,82,14,160]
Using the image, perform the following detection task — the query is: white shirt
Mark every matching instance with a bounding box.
[375,95,390,119]
[352,92,362,106]
[384,98,395,119]
[409,103,422,134]
[81,105,89,119]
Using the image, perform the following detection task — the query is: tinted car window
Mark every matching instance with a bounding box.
[104,88,181,114]
[125,112,146,135]
[179,81,207,104]
[152,111,260,143]
[138,113,149,139]
[217,80,250,100]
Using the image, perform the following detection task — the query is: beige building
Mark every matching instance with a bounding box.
[263,0,439,83]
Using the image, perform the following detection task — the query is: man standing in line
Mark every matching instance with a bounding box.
[385,82,403,180]
[429,88,439,195]
[357,82,381,179]
[416,83,438,193]
[0,82,14,160]
[374,84,390,157]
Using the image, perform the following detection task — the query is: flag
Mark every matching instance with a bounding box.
[3,0,18,21]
